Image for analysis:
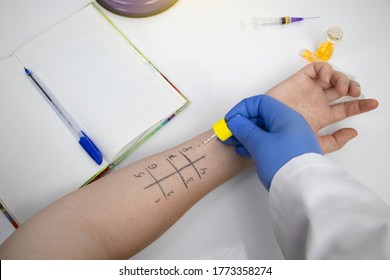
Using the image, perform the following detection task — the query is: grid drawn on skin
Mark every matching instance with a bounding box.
[143,154,206,201]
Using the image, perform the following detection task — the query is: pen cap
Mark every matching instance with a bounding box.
[213,118,233,141]
[79,131,103,165]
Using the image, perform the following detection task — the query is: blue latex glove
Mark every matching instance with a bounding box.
[225,95,323,190]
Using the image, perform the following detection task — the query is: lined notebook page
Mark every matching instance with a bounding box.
[0,56,107,224]
[15,4,186,162]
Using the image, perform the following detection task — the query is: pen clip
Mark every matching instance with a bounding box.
[79,131,103,165]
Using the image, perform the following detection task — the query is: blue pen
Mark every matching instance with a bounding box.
[24,68,103,165]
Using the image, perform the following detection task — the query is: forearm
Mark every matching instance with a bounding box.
[0,129,251,259]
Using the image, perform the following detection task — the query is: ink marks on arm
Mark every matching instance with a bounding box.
[133,146,208,203]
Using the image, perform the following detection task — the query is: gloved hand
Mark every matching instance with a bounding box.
[224,94,323,190]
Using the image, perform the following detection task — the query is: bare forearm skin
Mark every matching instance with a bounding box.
[0,129,251,259]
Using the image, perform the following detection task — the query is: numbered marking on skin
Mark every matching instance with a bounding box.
[134,149,207,203]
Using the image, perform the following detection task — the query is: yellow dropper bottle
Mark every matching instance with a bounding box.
[315,26,343,61]
[212,118,232,141]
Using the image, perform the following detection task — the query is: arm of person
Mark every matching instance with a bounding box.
[270,153,390,259]
[0,129,251,259]
[0,63,378,259]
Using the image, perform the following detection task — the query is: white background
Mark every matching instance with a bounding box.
[1,0,389,259]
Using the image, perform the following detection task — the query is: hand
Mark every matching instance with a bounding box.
[267,63,379,153]
[225,95,322,190]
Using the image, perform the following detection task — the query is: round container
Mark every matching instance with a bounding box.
[315,26,343,61]
[326,25,344,44]
[96,0,179,17]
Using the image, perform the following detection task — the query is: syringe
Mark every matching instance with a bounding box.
[241,16,320,28]
[258,16,320,25]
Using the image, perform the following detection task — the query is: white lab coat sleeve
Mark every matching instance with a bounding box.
[269,153,390,259]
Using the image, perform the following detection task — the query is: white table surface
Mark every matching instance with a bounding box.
[1,0,389,259]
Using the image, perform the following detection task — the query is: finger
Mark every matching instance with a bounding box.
[305,62,333,87]
[348,80,362,98]
[223,136,241,146]
[324,79,362,103]
[227,115,266,150]
[319,128,358,153]
[330,99,379,122]
[329,69,351,96]
[351,98,379,115]
[236,145,251,158]
[219,133,252,157]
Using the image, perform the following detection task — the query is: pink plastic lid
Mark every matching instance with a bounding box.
[96,0,178,17]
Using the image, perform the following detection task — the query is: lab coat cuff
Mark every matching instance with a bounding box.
[268,153,331,258]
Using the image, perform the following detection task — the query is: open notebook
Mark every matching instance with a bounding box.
[0,2,188,225]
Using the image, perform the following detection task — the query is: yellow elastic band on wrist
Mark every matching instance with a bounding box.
[213,118,233,141]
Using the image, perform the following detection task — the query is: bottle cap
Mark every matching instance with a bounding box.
[327,26,343,42]
[213,118,233,141]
